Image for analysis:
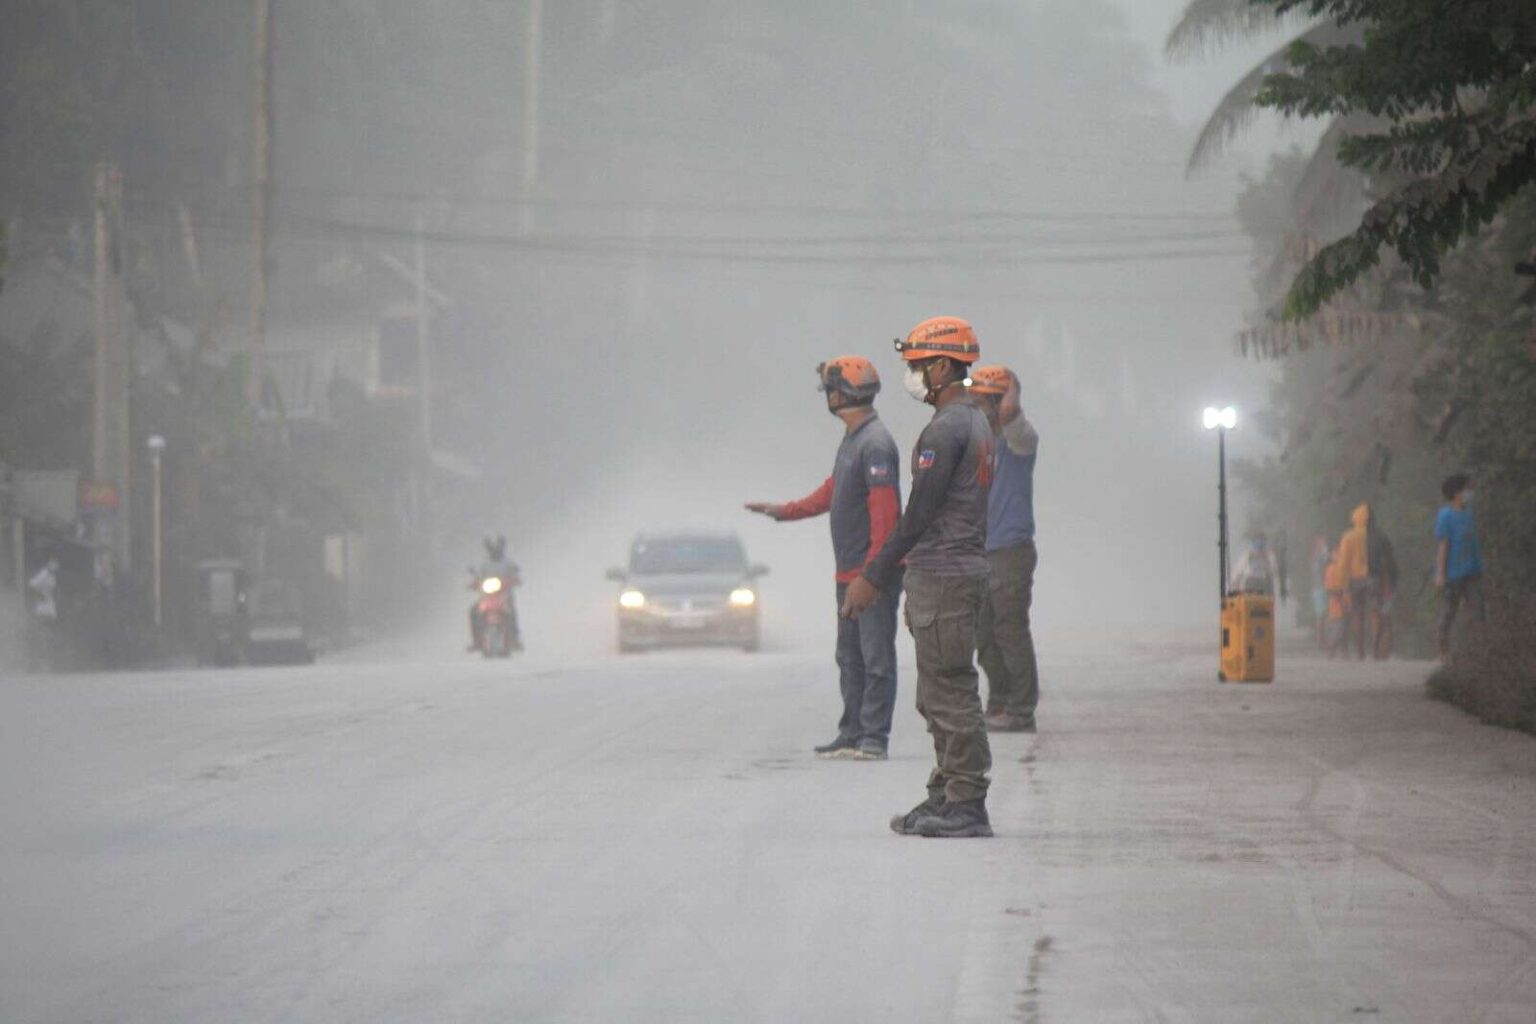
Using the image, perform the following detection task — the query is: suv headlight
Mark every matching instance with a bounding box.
[619,590,646,609]
[729,588,756,608]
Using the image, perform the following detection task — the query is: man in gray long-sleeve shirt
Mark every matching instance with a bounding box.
[842,315,996,839]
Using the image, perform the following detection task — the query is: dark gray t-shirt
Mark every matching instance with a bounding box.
[865,398,994,587]
[829,414,902,577]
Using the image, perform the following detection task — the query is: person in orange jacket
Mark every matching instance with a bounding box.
[1334,503,1373,659]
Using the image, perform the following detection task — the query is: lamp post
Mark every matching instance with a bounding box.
[1202,406,1237,604]
[146,434,166,628]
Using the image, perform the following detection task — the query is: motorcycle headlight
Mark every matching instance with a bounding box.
[729,588,756,608]
[619,589,646,609]
[480,577,503,595]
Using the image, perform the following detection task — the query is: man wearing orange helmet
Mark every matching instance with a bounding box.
[842,316,997,839]
[745,356,903,760]
[969,366,1042,734]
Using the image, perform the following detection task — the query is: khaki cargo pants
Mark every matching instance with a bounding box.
[904,568,991,803]
[977,540,1040,720]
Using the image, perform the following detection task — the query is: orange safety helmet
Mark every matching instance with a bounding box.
[894,316,980,363]
[969,364,1013,395]
[817,355,881,402]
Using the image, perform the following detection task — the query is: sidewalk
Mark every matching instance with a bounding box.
[985,634,1536,1021]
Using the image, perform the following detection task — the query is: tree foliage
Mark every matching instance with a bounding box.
[1253,0,1536,319]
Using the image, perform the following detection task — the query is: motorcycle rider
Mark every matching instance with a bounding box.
[469,536,522,653]
[843,315,996,838]
[746,356,903,760]
[969,365,1043,734]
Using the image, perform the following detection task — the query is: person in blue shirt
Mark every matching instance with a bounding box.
[969,365,1041,733]
[1434,473,1484,659]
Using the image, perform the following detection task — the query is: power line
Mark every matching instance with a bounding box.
[25,203,1254,268]
[122,186,1241,227]
[279,213,1251,268]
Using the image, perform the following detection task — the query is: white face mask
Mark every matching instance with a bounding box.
[903,365,929,402]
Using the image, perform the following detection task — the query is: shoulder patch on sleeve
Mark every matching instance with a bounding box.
[917,450,936,470]
[867,460,892,481]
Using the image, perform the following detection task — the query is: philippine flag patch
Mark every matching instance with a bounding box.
[869,462,891,480]
[917,450,936,470]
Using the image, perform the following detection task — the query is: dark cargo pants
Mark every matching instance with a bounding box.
[834,579,900,750]
[904,569,991,803]
[977,540,1040,721]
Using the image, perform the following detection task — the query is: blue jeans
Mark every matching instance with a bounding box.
[834,578,900,751]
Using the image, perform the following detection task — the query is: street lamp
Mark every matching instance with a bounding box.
[146,434,166,629]
[1202,406,1237,603]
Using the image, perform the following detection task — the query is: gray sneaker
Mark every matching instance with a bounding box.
[889,794,945,835]
[914,798,994,838]
[814,736,857,758]
[851,744,888,761]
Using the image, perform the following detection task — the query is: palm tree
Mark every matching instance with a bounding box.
[1167,0,1374,238]
[1169,0,1378,346]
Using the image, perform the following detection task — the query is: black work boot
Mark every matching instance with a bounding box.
[914,798,994,838]
[889,793,946,835]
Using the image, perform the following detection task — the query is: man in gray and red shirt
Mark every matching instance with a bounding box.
[843,315,996,839]
[747,356,902,760]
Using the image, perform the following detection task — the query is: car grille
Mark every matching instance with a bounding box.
[649,596,726,613]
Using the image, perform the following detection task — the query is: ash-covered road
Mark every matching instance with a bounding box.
[2,637,1534,1022]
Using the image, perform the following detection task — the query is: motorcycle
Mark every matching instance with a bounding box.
[470,569,520,658]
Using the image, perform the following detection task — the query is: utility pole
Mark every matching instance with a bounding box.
[520,0,543,236]
[176,202,203,288]
[414,211,432,447]
[93,163,131,569]
[12,516,24,624]
[147,435,165,628]
[248,0,273,408]
[93,165,111,486]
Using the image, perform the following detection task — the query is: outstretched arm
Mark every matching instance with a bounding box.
[746,476,833,521]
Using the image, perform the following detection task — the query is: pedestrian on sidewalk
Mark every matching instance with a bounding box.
[1367,512,1399,659]
[1323,549,1350,658]
[747,356,902,761]
[1274,529,1290,606]
[1335,504,1374,659]
[1309,535,1331,649]
[1228,530,1280,596]
[842,315,996,839]
[1434,473,1485,659]
[968,365,1042,734]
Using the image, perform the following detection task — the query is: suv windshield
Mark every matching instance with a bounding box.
[631,536,746,575]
